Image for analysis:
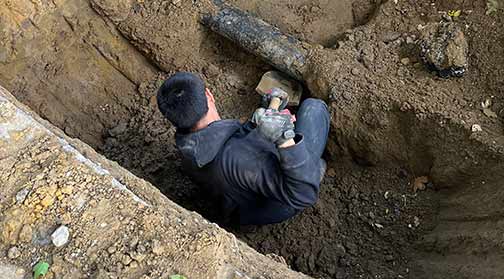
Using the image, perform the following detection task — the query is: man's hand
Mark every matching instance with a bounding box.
[260,88,290,110]
[252,108,296,146]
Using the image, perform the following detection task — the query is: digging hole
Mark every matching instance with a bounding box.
[97,89,439,278]
[92,56,439,279]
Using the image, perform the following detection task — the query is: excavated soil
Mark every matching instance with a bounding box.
[1,0,503,278]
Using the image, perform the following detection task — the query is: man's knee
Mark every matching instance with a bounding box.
[299,98,329,120]
[301,98,328,112]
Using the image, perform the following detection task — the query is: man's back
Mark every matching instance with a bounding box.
[176,98,329,225]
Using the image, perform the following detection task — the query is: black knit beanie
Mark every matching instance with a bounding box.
[157,72,209,129]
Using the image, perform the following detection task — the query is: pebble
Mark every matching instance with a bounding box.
[342,91,352,101]
[122,254,132,265]
[483,108,498,118]
[151,239,164,255]
[109,122,128,137]
[382,32,401,43]
[414,216,421,227]
[471,124,482,132]
[326,168,337,178]
[51,225,70,247]
[15,268,25,277]
[401,58,410,65]
[15,188,30,204]
[7,246,21,259]
[18,225,32,243]
[107,245,117,254]
[351,68,360,76]
[129,261,139,269]
[171,0,181,7]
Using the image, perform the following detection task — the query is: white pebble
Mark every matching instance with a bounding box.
[51,225,70,247]
[16,188,30,204]
[471,124,482,132]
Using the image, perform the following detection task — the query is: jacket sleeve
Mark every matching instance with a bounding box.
[253,134,322,209]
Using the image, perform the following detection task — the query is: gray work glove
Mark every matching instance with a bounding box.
[252,108,296,146]
[260,88,290,110]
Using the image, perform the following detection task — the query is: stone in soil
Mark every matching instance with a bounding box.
[51,225,70,247]
[7,246,21,259]
[419,22,469,78]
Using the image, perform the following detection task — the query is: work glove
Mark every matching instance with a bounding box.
[260,88,290,111]
[252,108,296,146]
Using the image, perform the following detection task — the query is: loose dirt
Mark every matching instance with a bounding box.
[1,0,503,278]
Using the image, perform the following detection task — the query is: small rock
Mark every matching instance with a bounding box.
[107,245,117,254]
[342,91,352,101]
[335,244,346,256]
[109,122,128,137]
[129,261,139,269]
[310,6,320,12]
[15,268,25,277]
[401,58,410,65]
[481,98,492,109]
[7,246,21,259]
[131,252,146,263]
[51,225,70,247]
[326,168,337,178]
[171,0,181,7]
[384,191,390,199]
[471,124,482,132]
[18,225,32,243]
[15,188,30,204]
[382,32,401,43]
[414,216,421,227]
[351,67,360,76]
[419,22,468,78]
[122,254,132,265]
[151,239,164,255]
[203,64,220,78]
[483,108,498,118]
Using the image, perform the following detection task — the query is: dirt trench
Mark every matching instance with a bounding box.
[1,0,504,278]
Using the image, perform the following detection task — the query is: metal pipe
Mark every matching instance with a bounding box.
[201,2,308,80]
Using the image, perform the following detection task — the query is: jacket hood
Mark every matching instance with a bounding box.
[175,120,242,168]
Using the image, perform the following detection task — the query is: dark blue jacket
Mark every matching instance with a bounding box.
[175,120,322,225]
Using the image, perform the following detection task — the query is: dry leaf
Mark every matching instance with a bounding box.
[448,10,462,17]
[413,176,429,192]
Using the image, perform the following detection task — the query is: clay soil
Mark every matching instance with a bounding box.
[1,0,503,278]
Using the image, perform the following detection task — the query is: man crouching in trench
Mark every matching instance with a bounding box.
[157,72,329,225]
